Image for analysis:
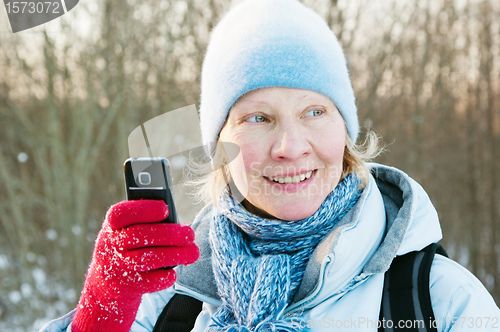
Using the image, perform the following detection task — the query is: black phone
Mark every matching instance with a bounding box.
[123,157,178,224]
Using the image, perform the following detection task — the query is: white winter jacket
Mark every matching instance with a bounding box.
[40,164,500,332]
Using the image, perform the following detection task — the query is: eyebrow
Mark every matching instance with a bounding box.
[240,99,269,106]
[242,93,310,105]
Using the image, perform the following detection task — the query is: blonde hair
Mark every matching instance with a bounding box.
[185,129,384,206]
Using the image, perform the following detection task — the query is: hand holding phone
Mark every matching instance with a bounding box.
[71,199,199,332]
[71,159,199,332]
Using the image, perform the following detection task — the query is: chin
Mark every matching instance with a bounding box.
[267,205,319,221]
[245,195,323,221]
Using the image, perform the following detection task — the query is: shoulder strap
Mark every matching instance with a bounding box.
[378,243,448,332]
[153,293,203,332]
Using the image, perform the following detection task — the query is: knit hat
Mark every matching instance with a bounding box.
[199,0,359,156]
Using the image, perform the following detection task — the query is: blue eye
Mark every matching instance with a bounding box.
[247,115,266,123]
[305,109,323,117]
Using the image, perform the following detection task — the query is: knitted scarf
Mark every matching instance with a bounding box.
[208,174,362,332]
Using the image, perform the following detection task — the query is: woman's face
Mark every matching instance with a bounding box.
[219,87,346,221]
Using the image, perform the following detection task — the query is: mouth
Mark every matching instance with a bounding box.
[264,170,315,184]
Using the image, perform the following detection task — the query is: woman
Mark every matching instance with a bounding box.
[41,0,499,331]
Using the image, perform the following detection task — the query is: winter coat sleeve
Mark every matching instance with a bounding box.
[430,255,500,332]
[38,309,76,332]
[38,288,177,332]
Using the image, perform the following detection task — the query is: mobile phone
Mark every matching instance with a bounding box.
[123,157,178,224]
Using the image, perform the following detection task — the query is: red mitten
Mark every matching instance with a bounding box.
[71,200,199,332]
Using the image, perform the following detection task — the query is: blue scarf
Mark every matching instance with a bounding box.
[208,174,362,332]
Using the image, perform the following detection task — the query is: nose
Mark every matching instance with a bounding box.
[270,124,312,161]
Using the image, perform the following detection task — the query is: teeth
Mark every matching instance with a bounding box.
[269,171,313,184]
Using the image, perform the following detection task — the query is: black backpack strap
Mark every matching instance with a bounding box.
[379,243,448,332]
[152,293,203,332]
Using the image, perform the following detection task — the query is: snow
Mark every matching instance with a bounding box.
[0,255,8,269]
[9,291,22,304]
[32,268,47,286]
[45,229,58,241]
[20,283,33,297]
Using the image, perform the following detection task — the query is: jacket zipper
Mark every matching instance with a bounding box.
[282,254,333,317]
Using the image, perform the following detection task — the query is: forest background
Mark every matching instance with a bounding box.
[0,0,499,330]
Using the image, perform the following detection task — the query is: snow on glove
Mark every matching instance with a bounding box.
[71,200,199,332]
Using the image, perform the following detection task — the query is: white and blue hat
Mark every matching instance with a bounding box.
[199,0,359,156]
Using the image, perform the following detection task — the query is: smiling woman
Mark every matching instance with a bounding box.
[40,0,499,331]
[191,89,381,218]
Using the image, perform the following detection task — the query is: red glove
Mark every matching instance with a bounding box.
[71,200,199,332]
